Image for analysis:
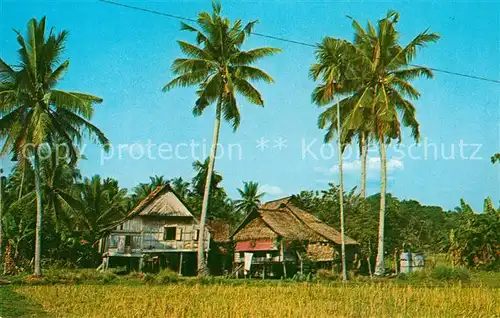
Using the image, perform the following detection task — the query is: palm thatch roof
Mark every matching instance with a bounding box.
[207,220,231,243]
[233,197,358,245]
[272,198,358,245]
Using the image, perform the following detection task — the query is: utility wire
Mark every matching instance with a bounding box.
[99,0,499,84]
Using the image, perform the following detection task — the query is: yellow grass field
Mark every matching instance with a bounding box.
[14,283,500,317]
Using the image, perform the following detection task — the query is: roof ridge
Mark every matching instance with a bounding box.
[261,196,292,205]
[126,185,168,218]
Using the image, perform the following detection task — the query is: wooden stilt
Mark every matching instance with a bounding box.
[139,257,144,273]
[178,252,183,276]
[281,240,287,278]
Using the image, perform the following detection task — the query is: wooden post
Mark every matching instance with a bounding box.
[281,240,287,278]
[262,262,266,280]
[368,240,373,279]
[139,256,144,273]
[178,252,183,276]
[394,248,399,275]
[104,256,109,271]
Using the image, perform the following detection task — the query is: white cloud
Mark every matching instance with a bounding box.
[316,157,404,176]
[259,184,284,195]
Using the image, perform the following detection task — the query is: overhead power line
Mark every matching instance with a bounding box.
[98,0,500,84]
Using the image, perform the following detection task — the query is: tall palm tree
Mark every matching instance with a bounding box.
[310,37,360,281]
[312,12,438,276]
[345,12,439,275]
[0,17,109,276]
[163,2,279,275]
[234,181,265,215]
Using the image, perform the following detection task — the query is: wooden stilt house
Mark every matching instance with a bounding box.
[231,197,358,278]
[101,185,210,275]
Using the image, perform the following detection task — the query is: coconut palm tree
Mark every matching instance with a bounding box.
[234,181,265,215]
[149,175,168,188]
[78,176,128,237]
[169,177,191,199]
[492,153,500,164]
[0,17,109,276]
[345,11,439,275]
[163,2,279,274]
[191,158,223,197]
[310,37,362,281]
[130,182,154,206]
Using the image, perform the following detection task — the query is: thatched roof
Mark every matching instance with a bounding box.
[233,216,278,241]
[233,197,358,245]
[127,185,195,218]
[207,220,231,243]
[259,208,324,241]
[307,243,336,261]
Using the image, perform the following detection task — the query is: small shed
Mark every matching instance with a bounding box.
[231,197,358,278]
[207,219,232,275]
[400,252,425,273]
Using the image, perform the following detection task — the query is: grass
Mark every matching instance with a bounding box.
[2,268,500,317]
[13,283,500,317]
[0,286,48,317]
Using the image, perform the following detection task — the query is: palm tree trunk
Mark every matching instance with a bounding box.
[0,170,3,263]
[33,151,43,277]
[374,138,387,276]
[336,99,347,281]
[197,100,222,276]
[360,132,367,199]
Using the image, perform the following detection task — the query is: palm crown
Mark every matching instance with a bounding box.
[312,11,440,144]
[0,17,109,163]
[162,1,280,130]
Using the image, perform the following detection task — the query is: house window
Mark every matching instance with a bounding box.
[193,229,200,241]
[164,227,176,240]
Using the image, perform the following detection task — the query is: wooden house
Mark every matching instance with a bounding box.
[101,185,210,275]
[231,197,358,278]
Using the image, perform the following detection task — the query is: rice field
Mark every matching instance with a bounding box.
[11,283,500,317]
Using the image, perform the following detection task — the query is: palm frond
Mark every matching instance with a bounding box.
[162,70,209,91]
[233,66,274,83]
[233,77,264,106]
[230,47,281,65]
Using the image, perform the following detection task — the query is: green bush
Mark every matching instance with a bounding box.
[396,272,408,281]
[157,269,179,284]
[142,273,156,284]
[99,271,117,284]
[406,266,470,282]
[316,269,339,281]
[430,267,469,282]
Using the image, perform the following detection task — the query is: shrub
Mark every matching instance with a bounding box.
[430,267,469,282]
[157,269,179,284]
[100,271,118,284]
[396,273,408,281]
[316,269,339,281]
[142,273,156,284]
[406,266,470,282]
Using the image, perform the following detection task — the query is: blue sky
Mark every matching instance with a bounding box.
[1,0,499,211]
